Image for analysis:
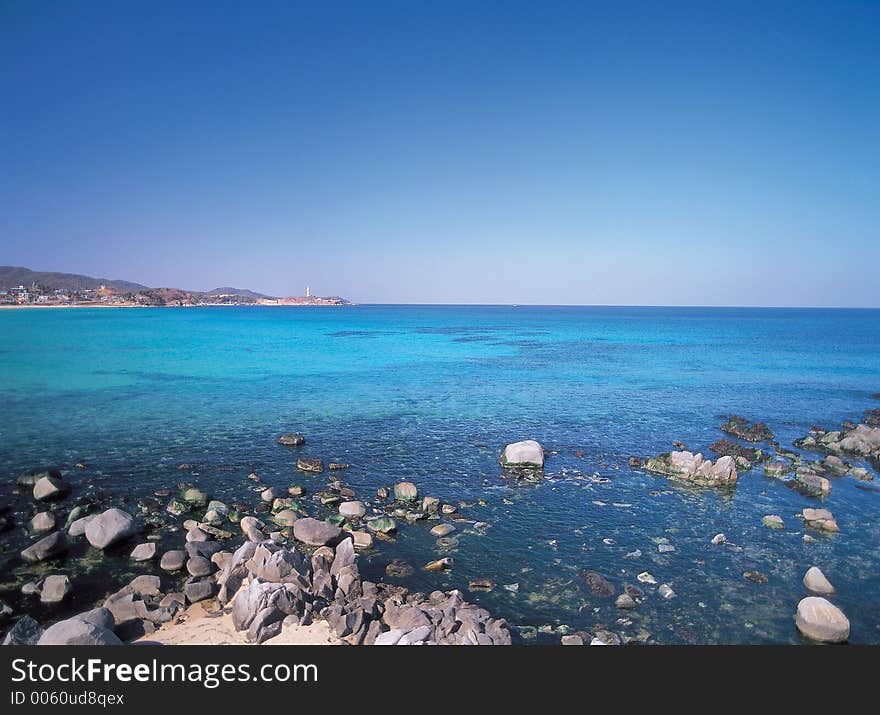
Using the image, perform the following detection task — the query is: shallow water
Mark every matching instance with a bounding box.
[1,305,878,644]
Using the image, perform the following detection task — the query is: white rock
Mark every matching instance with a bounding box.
[500,440,545,468]
[803,566,835,595]
[795,597,849,643]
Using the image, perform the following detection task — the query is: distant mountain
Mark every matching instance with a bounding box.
[206,287,273,299]
[0,266,148,293]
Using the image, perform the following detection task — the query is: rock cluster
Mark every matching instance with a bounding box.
[643,451,738,487]
[719,416,774,442]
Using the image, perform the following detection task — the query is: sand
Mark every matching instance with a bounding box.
[133,600,341,646]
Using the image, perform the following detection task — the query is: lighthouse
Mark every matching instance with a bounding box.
[306,286,310,298]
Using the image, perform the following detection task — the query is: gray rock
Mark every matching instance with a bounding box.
[130,543,157,561]
[67,514,97,537]
[500,440,545,469]
[2,615,43,645]
[185,527,209,542]
[33,476,67,501]
[85,508,137,549]
[374,629,406,645]
[159,550,187,572]
[339,501,366,519]
[40,575,72,604]
[21,531,67,563]
[187,556,215,577]
[277,432,305,446]
[38,617,122,645]
[30,511,56,533]
[803,566,836,595]
[292,517,342,547]
[184,579,215,604]
[127,575,162,597]
[795,596,849,643]
[430,523,456,537]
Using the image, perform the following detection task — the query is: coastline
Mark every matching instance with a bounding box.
[0,302,356,310]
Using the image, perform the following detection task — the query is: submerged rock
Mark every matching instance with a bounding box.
[579,570,615,597]
[719,416,774,442]
[762,514,784,529]
[803,566,835,595]
[430,523,455,537]
[795,597,849,643]
[499,440,545,469]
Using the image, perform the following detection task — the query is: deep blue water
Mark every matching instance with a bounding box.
[1,305,879,644]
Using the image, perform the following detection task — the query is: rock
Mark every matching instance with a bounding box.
[67,514,98,537]
[184,579,216,604]
[499,440,545,469]
[763,461,790,478]
[644,451,738,487]
[838,424,880,459]
[187,556,215,577]
[278,432,305,446]
[823,455,849,477]
[762,515,784,529]
[40,575,72,604]
[351,530,373,549]
[430,523,456,537]
[795,597,849,643]
[802,508,839,533]
[30,511,56,533]
[441,504,456,514]
[374,629,406,645]
[160,550,187,572]
[421,496,440,514]
[366,516,397,534]
[127,575,161,597]
[38,616,122,646]
[339,501,366,519]
[260,487,275,503]
[292,517,342,546]
[85,508,137,549]
[33,476,67,501]
[628,456,642,468]
[130,542,157,561]
[186,527,209,542]
[637,572,656,585]
[180,487,208,506]
[386,560,415,578]
[793,472,832,498]
[2,615,43,645]
[21,531,67,562]
[743,571,768,584]
[296,458,324,473]
[393,482,419,501]
[616,593,636,609]
[17,466,61,486]
[561,634,584,645]
[328,462,349,470]
[719,415,774,442]
[803,566,836,595]
[468,578,494,591]
[272,509,299,527]
[424,558,454,572]
[658,584,676,599]
[711,533,726,545]
[579,570,615,597]
[21,581,40,596]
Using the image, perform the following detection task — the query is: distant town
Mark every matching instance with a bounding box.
[0,267,351,308]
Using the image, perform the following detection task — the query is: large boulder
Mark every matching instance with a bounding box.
[292,517,342,547]
[68,514,98,537]
[499,440,545,469]
[85,508,137,549]
[795,597,849,643]
[21,531,67,563]
[38,616,122,646]
[33,476,67,501]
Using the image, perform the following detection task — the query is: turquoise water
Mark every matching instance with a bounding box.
[1,305,879,643]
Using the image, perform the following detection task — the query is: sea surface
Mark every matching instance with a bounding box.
[1,305,879,644]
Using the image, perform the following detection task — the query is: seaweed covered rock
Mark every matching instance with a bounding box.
[719,416,774,442]
[644,451,738,487]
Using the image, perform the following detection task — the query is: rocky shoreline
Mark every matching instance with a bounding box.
[2,406,878,646]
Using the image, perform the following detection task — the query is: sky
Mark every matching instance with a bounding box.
[1,1,878,306]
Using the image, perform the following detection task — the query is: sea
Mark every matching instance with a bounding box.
[1,305,878,644]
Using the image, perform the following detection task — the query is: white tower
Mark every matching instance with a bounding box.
[306,286,310,298]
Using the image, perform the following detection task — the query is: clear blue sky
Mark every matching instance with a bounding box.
[2,1,878,305]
